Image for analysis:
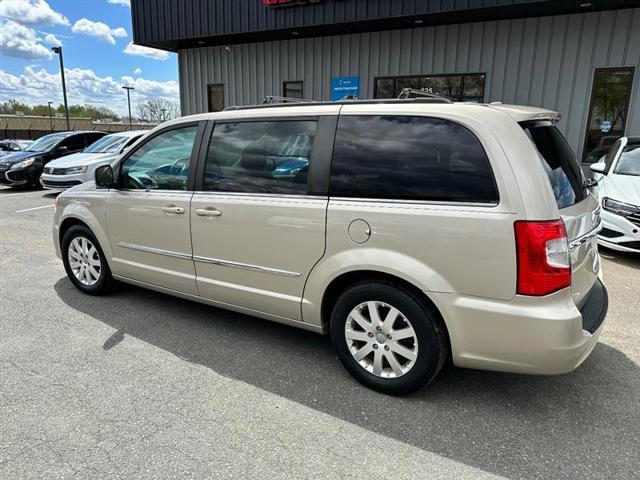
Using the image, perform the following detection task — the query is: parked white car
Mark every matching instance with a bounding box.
[590,136,640,252]
[40,130,147,190]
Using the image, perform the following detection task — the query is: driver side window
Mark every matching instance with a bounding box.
[121,126,197,190]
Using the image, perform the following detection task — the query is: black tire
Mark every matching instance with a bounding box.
[330,281,447,395]
[61,224,114,295]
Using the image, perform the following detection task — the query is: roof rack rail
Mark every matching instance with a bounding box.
[261,95,317,105]
[223,96,452,111]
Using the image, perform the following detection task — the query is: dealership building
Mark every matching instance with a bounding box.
[131,0,640,159]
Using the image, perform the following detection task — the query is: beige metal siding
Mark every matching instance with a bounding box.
[179,8,640,157]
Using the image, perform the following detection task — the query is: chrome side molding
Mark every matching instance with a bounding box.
[118,242,193,260]
[117,242,301,277]
[193,255,301,277]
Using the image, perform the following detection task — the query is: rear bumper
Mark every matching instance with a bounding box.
[431,280,608,375]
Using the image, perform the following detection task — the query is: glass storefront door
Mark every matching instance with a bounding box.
[583,67,635,163]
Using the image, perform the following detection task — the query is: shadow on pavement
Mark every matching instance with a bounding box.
[54,278,639,479]
[599,246,640,269]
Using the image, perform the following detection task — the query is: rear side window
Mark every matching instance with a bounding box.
[523,124,586,209]
[203,120,317,194]
[330,115,498,203]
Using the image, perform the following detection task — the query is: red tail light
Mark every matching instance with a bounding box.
[514,220,571,296]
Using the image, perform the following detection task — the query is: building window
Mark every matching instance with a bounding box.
[583,67,635,162]
[208,84,225,112]
[283,81,304,99]
[374,73,486,103]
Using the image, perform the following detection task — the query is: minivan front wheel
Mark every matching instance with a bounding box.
[330,282,446,395]
[62,225,114,295]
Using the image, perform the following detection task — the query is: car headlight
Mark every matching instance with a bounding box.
[602,197,639,216]
[10,158,36,170]
[65,165,88,174]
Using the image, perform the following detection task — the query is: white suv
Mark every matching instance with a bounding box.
[53,99,607,394]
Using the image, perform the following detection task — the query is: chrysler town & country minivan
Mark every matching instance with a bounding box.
[53,99,608,394]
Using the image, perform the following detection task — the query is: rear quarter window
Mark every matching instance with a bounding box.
[330,115,499,203]
[522,123,586,209]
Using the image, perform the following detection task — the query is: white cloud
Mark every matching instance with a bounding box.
[0,66,179,116]
[44,33,62,46]
[71,18,128,45]
[0,0,69,27]
[108,0,131,6]
[123,42,169,61]
[0,20,53,60]
[134,67,142,75]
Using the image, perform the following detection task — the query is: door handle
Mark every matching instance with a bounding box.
[195,207,222,217]
[161,205,185,215]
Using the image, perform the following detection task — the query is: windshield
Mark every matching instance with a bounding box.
[613,147,640,176]
[84,135,129,154]
[26,134,67,153]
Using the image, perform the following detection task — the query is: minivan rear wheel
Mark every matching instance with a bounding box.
[62,225,114,295]
[330,281,446,395]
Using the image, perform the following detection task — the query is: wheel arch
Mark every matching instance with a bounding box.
[57,212,116,273]
[318,269,451,359]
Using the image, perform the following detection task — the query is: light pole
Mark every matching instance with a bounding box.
[122,86,134,125]
[51,47,70,130]
[47,101,53,131]
[161,108,167,122]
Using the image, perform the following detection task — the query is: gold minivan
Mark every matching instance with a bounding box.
[53,99,607,394]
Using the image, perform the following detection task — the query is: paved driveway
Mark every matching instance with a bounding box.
[1,187,639,479]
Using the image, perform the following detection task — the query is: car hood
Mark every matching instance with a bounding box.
[0,151,39,165]
[600,173,640,206]
[46,152,118,168]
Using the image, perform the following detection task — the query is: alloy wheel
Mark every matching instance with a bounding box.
[344,300,418,378]
[68,236,101,286]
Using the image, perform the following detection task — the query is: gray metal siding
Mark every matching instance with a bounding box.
[179,8,640,157]
[133,0,552,46]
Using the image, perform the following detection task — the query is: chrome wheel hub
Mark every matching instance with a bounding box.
[345,301,419,378]
[68,237,101,286]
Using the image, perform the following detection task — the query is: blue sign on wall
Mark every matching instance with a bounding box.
[331,76,360,100]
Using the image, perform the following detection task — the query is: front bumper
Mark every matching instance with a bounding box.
[2,165,38,185]
[40,172,84,190]
[598,209,640,252]
[431,279,608,375]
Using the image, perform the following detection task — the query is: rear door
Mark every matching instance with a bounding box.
[523,122,600,306]
[190,115,336,320]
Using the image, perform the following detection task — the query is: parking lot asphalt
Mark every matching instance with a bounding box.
[1,187,639,480]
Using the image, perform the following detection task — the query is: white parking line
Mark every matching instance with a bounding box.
[15,204,55,213]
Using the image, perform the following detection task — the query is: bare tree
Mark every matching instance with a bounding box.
[136,99,180,123]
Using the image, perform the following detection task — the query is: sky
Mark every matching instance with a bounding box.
[0,0,179,116]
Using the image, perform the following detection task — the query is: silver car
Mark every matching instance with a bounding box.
[53,100,607,394]
[40,130,147,190]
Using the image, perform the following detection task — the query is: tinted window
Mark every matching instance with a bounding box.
[523,124,586,209]
[60,134,87,151]
[121,126,197,190]
[203,121,317,194]
[330,115,498,203]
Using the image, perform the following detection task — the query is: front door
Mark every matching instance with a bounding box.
[106,124,202,295]
[190,117,332,320]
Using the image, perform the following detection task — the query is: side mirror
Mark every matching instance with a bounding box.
[94,164,115,188]
[590,163,607,175]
